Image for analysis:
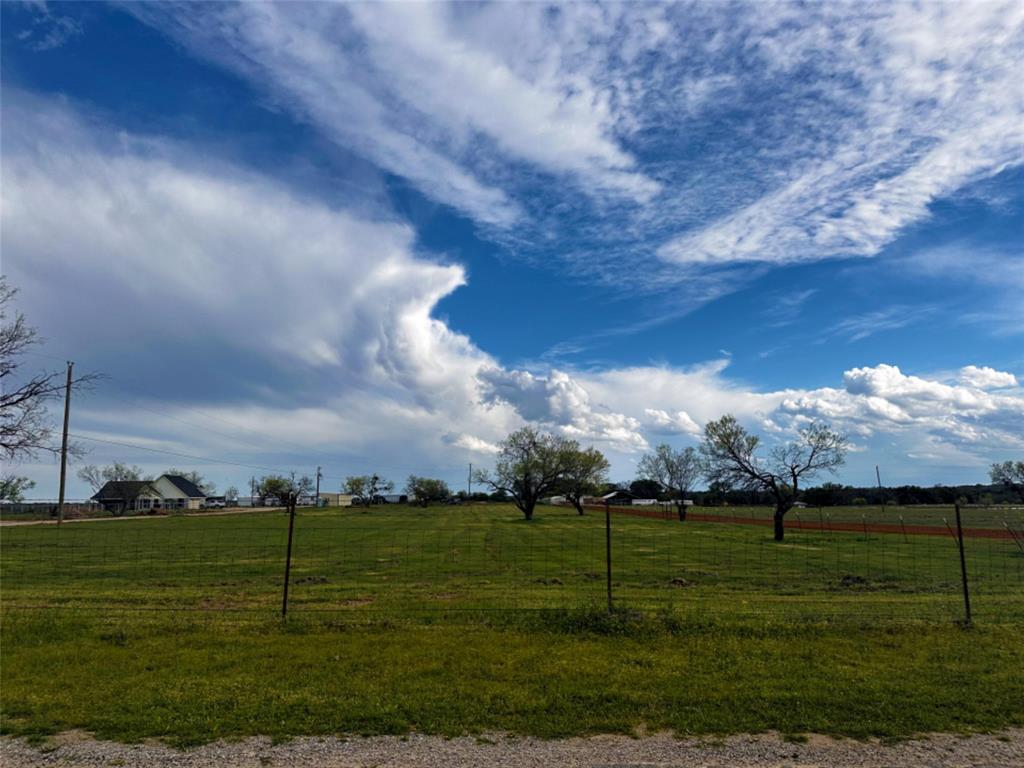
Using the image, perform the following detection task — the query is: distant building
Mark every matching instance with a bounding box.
[91,480,161,514]
[92,474,207,513]
[318,493,354,507]
[152,475,207,510]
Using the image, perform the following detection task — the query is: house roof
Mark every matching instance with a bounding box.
[162,475,207,498]
[92,480,157,501]
[601,490,634,499]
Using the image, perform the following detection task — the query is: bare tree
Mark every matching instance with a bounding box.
[77,463,149,493]
[559,445,610,515]
[473,427,574,521]
[701,415,847,541]
[636,444,702,521]
[990,460,1024,501]
[0,278,97,461]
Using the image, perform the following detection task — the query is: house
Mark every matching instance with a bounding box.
[91,473,208,514]
[151,475,207,510]
[92,480,162,514]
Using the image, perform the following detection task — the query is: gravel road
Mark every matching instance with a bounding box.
[3,730,1022,767]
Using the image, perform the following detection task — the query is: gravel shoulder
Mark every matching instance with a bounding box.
[3,730,1023,767]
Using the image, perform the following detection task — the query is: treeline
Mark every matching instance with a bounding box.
[682,482,1022,507]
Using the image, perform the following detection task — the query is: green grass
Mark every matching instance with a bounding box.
[2,504,1023,745]
[2,612,1022,747]
[2,504,1021,621]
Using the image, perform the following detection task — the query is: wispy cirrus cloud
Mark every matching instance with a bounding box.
[121,1,1024,329]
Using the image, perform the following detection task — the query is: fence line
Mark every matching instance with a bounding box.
[586,504,1020,539]
[1,505,1021,625]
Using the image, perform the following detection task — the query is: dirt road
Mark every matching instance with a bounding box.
[3,730,1022,767]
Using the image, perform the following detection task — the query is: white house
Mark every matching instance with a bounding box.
[151,474,207,510]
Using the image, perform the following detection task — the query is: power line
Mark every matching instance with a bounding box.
[69,433,303,477]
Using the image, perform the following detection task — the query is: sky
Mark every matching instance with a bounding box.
[2,1,1022,499]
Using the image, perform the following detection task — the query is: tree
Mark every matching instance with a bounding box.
[636,444,701,521]
[164,468,216,495]
[77,463,149,493]
[629,478,663,500]
[1,278,97,461]
[559,446,610,515]
[0,474,35,502]
[405,476,451,506]
[224,485,239,503]
[343,474,394,506]
[990,460,1024,501]
[701,415,847,541]
[472,427,574,520]
[256,475,313,507]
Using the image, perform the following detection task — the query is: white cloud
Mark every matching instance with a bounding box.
[658,2,1024,266]
[479,368,648,451]
[125,2,659,229]
[778,364,1024,448]
[959,366,1018,390]
[643,408,701,436]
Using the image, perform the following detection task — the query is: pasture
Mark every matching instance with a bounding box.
[2,503,1023,745]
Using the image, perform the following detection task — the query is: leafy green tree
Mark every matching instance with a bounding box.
[405,476,451,506]
[636,444,701,521]
[473,427,574,521]
[701,415,847,541]
[559,445,610,515]
[257,475,313,508]
[629,478,663,500]
[343,474,394,506]
[0,474,35,502]
[990,460,1024,501]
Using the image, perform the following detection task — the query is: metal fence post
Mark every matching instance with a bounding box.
[604,500,613,612]
[954,503,972,627]
[281,500,297,619]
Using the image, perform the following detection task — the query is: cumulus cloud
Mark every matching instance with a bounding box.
[777,364,1024,448]
[959,365,1019,390]
[478,367,647,451]
[643,409,701,436]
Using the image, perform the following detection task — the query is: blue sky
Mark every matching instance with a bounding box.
[3,1,1022,497]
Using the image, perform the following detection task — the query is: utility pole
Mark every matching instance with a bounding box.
[876,465,885,516]
[468,463,472,497]
[57,361,73,526]
[315,465,322,507]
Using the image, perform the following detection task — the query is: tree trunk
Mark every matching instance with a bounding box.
[676,501,687,522]
[522,501,535,521]
[773,506,786,541]
[573,498,584,515]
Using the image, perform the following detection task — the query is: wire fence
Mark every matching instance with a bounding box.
[2,504,1022,625]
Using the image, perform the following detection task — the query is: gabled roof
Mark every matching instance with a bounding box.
[92,480,157,501]
[161,474,206,498]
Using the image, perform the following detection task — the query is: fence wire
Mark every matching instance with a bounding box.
[1,504,1021,625]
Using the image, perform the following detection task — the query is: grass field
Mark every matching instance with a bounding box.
[2,504,1023,745]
